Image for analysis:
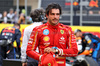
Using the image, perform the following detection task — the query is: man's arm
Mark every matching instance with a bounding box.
[26,28,41,61]
[57,26,78,57]
[62,34,78,57]
[0,28,4,39]
[21,28,28,63]
[16,29,21,58]
[84,35,94,53]
[16,30,21,49]
[0,30,2,39]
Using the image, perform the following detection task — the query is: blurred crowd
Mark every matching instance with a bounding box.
[0,8,32,24]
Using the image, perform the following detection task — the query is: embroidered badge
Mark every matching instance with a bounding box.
[48,63,51,66]
[60,30,64,34]
[43,29,49,35]
[43,36,50,41]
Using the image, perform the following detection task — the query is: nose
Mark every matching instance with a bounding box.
[54,14,58,18]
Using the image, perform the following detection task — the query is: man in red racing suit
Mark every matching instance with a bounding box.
[26,3,78,66]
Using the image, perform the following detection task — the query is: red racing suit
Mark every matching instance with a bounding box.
[26,22,78,66]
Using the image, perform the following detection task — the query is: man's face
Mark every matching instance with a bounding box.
[76,32,82,37]
[46,9,60,25]
[10,10,13,14]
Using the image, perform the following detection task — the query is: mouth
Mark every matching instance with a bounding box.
[53,19,58,22]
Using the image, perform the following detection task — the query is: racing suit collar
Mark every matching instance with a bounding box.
[47,22,59,29]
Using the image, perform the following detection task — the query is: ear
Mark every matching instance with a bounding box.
[46,14,48,19]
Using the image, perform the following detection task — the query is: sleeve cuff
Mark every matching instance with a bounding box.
[39,55,42,61]
[58,49,63,56]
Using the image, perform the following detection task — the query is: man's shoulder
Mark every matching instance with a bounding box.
[26,22,42,28]
[59,23,72,29]
[34,23,47,30]
[25,25,32,30]
[15,28,21,32]
[14,27,21,33]
[24,24,36,33]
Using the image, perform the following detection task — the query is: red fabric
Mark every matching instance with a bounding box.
[26,22,78,66]
[40,52,58,66]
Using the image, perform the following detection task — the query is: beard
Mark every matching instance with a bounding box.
[49,18,59,25]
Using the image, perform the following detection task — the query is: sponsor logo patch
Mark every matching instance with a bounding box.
[48,63,51,66]
[43,36,50,41]
[60,30,64,34]
[59,36,65,44]
[43,29,49,35]
[43,42,50,46]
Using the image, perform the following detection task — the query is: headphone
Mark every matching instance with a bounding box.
[38,13,45,21]
[34,9,45,22]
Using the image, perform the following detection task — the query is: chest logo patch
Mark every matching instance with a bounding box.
[48,63,51,66]
[60,30,64,34]
[43,36,50,41]
[59,36,65,44]
[43,29,49,35]
[60,36,65,40]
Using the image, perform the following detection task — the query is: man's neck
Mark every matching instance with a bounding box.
[48,22,58,26]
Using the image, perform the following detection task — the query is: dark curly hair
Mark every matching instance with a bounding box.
[46,3,62,16]
[30,8,45,22]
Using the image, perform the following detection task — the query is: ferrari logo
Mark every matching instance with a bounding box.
[48,63,51,66]
[60,30,64,34]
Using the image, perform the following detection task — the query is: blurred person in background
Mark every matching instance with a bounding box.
[0,12,2,23]
[76,36,82,52]
[26,3,78,66]
[0,13,2,19]
[0,23,21,66]
[7,8,14,19]
[1,11,10,24]
[89,10,94,15]
[18,13,25,24]
[74,29,100,66]
[98,11,100,14]
[18,9,26,24]
[21,8,45,66]
[7,8,15,23]
[12,11,18,24]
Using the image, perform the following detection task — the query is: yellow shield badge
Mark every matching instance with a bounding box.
[48,63,51,66]
[60,30,64,34]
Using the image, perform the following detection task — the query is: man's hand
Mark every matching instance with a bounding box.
[88,53,92,56]
[44,47,59,58]
[44,47,52,53]
[44,47,56,53]
[22,62,27,66]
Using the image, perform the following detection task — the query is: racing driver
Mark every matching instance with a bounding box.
[26,3,78,66]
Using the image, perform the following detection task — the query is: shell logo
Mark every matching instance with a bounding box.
[43,36,50,41]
